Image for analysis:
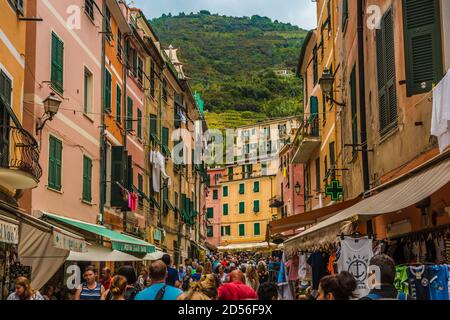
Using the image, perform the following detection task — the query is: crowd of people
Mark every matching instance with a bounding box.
[6,251,412,300]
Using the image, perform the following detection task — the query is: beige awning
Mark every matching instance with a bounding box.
[142,250,165,261]
[66,245,142,262]
[284,156,450,251]
[218,242,277,252]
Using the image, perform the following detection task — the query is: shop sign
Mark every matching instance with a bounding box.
[53,231,87,252]
[154,228,162,241]
[0,220,19,244]
[112,241,152,253]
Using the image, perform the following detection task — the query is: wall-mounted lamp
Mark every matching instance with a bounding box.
[294,182,301,195]
[319,69,346,107]
[36,93,62,134]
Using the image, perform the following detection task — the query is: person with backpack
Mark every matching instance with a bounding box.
[134,260,182,300]
[101,265,142,300]
[360,254,414,300]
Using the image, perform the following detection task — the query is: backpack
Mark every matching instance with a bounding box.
[365,291,408,300]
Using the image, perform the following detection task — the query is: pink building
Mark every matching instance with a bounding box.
[205,167,225,248]
[24,0,102,224]
[277,144,305,218]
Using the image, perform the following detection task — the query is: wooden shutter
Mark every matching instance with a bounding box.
[126,154,133,190]
[126,97,133,130]
[48,136,62,191]
[116,85,122,123]
[376,8,398,136]
[239,224,245,236]
[137,109,142,139]
[254,223,261,236]
[239,202,245,214]
[207,207,213,219]
[223,186,228,197]
[110,146,125,207]
[149,114,157,139]
[253,200,260,212]
[82,156,92,202]
[403,0,443,96]
[239,183,245,194]
[223,204,228,215]
[104,69,112,112]
[51,33,64,93]
[254,181,260,192]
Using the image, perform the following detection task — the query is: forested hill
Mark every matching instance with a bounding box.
[150,11,308,129]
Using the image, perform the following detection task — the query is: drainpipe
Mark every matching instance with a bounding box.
[122,33,131,232]
[99,0,107,227]
[357,0,370,192]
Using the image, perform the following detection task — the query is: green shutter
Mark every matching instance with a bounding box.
[221,226,224,236]
[137,109,142,139]
[350,66,358,156]
[116,85,122,123]
[48,136,62,191]
[403,0,443,96]
[223,186,228,197]
[254,223,261,236]
[213,189,218,200]
[181,193,187,219]
[82,156,92,202]
[223,204,228,215]
[239,183,245,194]
[342,0,349,31]
[126,97,133,131]
[162,127,170,157]
[110,146,125,207]
[207,207,214,219]
[228,167,233,181]
[149,114,158,143]
[51,33,64,93]
[253,181,260,193]
[377,8,398,136]
[239,224,245,236]
[104,69,112,112]
[253,200,260,213]
[239,202,245,214]
[207,226,213,237]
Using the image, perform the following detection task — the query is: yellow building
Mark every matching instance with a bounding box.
[220,163,276,246]
[293,0,343,211]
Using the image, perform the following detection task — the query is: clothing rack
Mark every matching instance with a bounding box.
[387,224,449,242]
[338,232,376,241]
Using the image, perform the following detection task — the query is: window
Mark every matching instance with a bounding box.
[213,189,218,200]
[315,158,321,193]
[206,208,213,219]
[83,68,93,114]
[239,202,245,214]
[313,46,318,85]
[132,48,137,76]
[253,181,260,193]
[221,226,231,236]
[116,85,122,124]
[137,109,142,139]
[174,192,179,219]
[223,204,228,216]
[138,173,143,206]
[207,226,213,237]
[162,127,170,157]
[238,224,245,237]
[105,7,113,42]
[8,0,24,16]
[85,0,94,20]
[117,28,122,59]
[254,223,261,236]
[239,183,245,195]
[150,60,155,98]
[262,162,267,176]
[162,78,168,102]
[126,97,133,131]
[137,57,143,85]
[51,32,64,94]
[376,8,397,136]
[346,65,357,155]
[228,167,233,181]
[253,200,260,213]
[149,114,158,144]
[402,0,443,96]
[223,186,228,197]
[104,69,112,113]
[342,0,349,32]
[48,136,62,191]
[82,155,92,202]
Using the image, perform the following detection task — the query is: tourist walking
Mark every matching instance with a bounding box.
[317,271,357,300]
[218,270,257,300]
[7,277,44,300]
[245,265,260,292]
[75,266,105,300]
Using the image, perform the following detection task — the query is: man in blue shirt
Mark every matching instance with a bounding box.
[135,260,182,300]
[161,254,180,287]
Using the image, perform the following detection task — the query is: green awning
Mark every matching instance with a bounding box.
[42,212,155,254]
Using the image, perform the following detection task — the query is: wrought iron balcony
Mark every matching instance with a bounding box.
[291,116,321,164]
[269,196,284,208]
[0,126,42,190]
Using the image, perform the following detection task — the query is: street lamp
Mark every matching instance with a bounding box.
[319,69,346,107]
[36,92,62,134]
[294,182,301,195]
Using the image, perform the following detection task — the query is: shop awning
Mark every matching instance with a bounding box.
[42,212,155,254]
[284,156,450,251]
[142,250,165,261]
[0,213,19,245]
[269,196,361,234]
[218,242,278,252]
[67,245,142,262]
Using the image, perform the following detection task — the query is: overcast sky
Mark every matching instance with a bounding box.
[131,0,317,30]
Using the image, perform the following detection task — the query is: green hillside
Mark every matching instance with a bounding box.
[150,11,307,129]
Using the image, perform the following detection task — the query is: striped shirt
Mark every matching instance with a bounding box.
[80,282,102,300]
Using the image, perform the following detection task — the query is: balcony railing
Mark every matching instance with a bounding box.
[299,115,320,137]
[0,126,42,186]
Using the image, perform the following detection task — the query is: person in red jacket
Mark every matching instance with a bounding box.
[218,270,257,300]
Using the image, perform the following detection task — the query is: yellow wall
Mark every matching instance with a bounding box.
[220,163,276,245]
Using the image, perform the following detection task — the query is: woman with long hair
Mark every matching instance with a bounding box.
[245,265,260,292]
[7,277,44,300]
[317,271,357,300]
[177,274,218,301]
[257,262,269,285]
[109,275,128,300]
[202,261,213,276]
